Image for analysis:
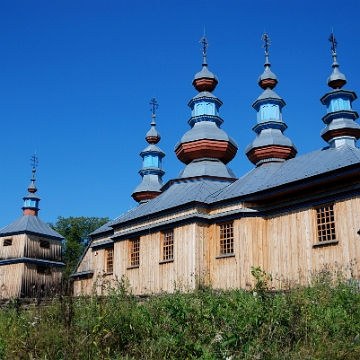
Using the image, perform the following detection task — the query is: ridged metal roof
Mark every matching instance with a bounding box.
[0,215,64,240]
[177,158,236,179]
[210,144,360,202]
[111,179,233,226]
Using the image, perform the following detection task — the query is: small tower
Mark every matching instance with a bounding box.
[245,33,297,166]
[132,98,166,203]
[175,36,238,179]
[0,154,64,299]
[320,33,360,148]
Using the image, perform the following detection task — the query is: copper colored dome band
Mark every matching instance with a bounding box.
[246,145,297,165]
[175,139,237,164]
[192,78,218,92]
[132,191,161,203]
[321,128,360,142]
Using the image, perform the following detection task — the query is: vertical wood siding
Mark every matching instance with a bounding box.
[73,196,360,295]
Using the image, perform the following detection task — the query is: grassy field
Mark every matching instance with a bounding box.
[0,267,359,359]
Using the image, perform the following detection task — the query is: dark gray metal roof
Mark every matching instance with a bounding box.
[209,144,360,202]
[174,121,238,150]
[140,144,165,157]
[90,221,115,236]
[0,215,64,240]
[177,158,236,179]
[253,88,284,106]
[132,174,164,194]
[194,65,218,81]
[245,128,297,154]
[111,179,233,226]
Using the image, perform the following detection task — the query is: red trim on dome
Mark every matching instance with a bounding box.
[132,191,161,203]
[328,79,346,89]
[321,128,360,142]
[145,136,160,144]
[246,145,297,165]
[175,139,237,164]
[192,78,218,92]
[259,78,278,90]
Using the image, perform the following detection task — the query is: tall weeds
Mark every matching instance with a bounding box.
[0,270,359,359]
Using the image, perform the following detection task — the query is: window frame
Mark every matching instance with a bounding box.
[313,203,338,247]
[129,238,140,268]
[160,230,174,263]
[216,221,235,258]
[105,247,114,274]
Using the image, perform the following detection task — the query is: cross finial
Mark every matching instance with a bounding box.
[261,32,271,54]
[30,151,38,170]
[329,31,338,53]
[149,98,159,119]
[199,34,209,66]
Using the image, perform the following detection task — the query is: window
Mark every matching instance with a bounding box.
[162,230,174,261]
[316,204,336,242]
[130,238,140,267]
[3,238,12,246]
[40,240,50,249]
[106,247,114,273]
[219,222,234,255]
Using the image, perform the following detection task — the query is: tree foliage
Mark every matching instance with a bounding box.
[49,216,110,284]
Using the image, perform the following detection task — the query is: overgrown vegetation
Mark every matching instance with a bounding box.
[0,268,359,359]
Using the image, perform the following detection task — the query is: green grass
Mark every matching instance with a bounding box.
[0,269,359,359]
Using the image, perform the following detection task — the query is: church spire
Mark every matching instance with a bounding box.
[320,32,360,148]
[245,33,297,166]
[174,35,237,179]
[132,98,166,203]
[22,152,41,216]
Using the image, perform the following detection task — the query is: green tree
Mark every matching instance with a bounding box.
[49,216,110,286]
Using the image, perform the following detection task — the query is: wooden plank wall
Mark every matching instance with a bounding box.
[26,235,62,262]
[74,196,360,295]
[208,197,360,290]
[0,234,26,260]
[21,264,62,298]
[0,263,23,298]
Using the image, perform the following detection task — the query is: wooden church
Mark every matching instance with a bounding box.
[0,159,64,299]
[77,34,358,294]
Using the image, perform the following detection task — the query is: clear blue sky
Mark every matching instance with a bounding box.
[1,0,360,227]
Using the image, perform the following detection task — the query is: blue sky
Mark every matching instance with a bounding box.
[1,0,360,227]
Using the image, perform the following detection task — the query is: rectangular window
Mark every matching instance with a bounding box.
[316,204,336,242]
[162,230,174,261]
[130,238,140,267]
[3,238,12,246]
[40,240,50,249]
[106,247,114,273]
[219,222,234,255]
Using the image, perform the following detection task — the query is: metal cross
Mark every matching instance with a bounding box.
[30,152,38,169]
[200,36,209,56]
[261,33,271,53]
[329,32,338,53]
[149,98,159,116]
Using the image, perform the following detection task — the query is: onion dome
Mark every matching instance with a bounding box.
[320,33,360,148]
[132,98,166,203]
[258,35,278,90]
[175,36,237,180]
[246,33,297,166]
[192,36,218,92]
[22,154,40,216]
